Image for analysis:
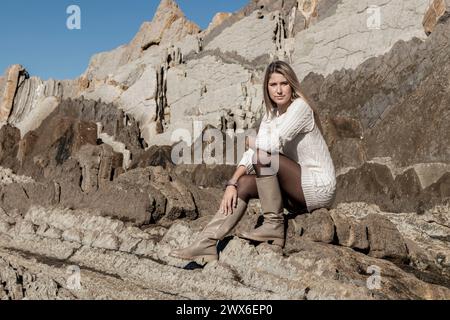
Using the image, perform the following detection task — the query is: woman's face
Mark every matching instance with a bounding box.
[267,72,292,109]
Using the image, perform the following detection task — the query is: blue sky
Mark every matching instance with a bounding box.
[0,0,248,80]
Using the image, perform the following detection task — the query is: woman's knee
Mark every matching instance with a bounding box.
[251,149,272,167]
[236,175,257,201]
[252,150,279,176]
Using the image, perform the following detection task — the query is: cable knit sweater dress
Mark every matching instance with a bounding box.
[238,97,337,213]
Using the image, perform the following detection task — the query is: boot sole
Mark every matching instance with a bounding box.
[194,255,219,265]
[170,252,218,264]
[237,233,285,247]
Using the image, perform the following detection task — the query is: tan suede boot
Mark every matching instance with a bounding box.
[237,175,285,247]
[169,198,248,264]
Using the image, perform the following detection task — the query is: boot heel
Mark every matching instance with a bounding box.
[269,238,285,247]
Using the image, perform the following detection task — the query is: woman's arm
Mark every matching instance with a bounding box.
[219,165,247,215]
[228,165,248,184]
[237,148,256,175]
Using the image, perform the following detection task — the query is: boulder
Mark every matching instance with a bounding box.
[292,208,335,243]
[130,145,174,169]
[388,168,424,213]
[335,163,395,210]
[0,124,20,171]
[362,213,409,264]
[74,144,123,193]
[330,211,369,251]
[17,115,98,180]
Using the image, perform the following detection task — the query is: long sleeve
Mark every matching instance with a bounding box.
[237,148,256,174]
[255,98,315,153]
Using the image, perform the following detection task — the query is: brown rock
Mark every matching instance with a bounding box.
[172,163,236,189]
[330,211,369,251]
[130,145,174,169]
[362,213,408,263]
[423,0,450,35]
[294,208,335,243]
[0,180,60,215]
[85,183,155,225]
[421,172,450,201]
[0,65,28,122]
[74,144,123,193]
[185,185,224,219]
[330,138,367,170]
[404,238,436,272]
[335,163,394,210]
[387,168,424,213]
[113,167,198,223]
[0,124,20,170]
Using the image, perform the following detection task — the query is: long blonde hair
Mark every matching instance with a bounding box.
[262,60,323,133]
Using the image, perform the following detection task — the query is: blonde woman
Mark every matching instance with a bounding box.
[170,60,336,264]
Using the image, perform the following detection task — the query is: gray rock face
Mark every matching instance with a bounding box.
[122,0,200,64]
[291,0,429,76]
[334,161,450,214]
[0,0,433,148]
[302,18,450,171]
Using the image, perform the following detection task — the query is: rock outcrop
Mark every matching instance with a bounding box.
[423,0,450,34]
[125,0,200,61]
[1,0,433,148]
[204,12,232,34]
[0,202,449,299]
[0,65,28,123]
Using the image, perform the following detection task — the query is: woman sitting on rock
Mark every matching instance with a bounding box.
[170,60,336,264]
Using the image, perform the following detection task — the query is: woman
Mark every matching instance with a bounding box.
[170,60,336,264]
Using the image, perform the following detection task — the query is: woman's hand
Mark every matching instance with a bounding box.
[219,185,238,216]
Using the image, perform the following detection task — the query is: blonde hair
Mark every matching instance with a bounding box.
[262,60,323,133]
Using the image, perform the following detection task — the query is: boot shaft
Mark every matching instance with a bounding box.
[200,198,248,241]
[255,175,284,216]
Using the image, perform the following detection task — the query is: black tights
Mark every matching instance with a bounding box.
[236,149,308,214]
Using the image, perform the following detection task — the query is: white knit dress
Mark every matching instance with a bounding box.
[238,97,337,213]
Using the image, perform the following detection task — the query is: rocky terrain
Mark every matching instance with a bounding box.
[0,0,449,299]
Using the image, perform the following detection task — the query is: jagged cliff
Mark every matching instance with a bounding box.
[0,0,449,300]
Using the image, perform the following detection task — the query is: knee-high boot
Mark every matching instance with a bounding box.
[236,175,285,247]
[169,198,248,263]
